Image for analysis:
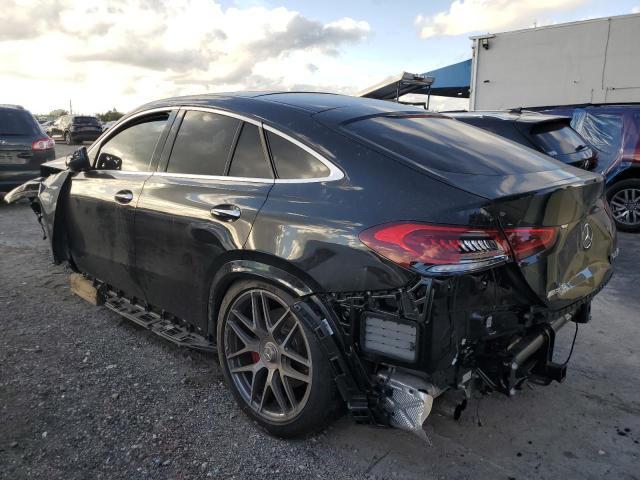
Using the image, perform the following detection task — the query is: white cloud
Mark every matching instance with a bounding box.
[0,0,370,113]
[415,0,586,39]
[632,6,640,14]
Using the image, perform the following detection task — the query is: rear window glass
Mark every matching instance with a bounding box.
[0,109,40,136]
[167,111,239,176]
[530,122,587,156]
[343,115,561,175]
[266,131,330,179]
[73,116,100,125]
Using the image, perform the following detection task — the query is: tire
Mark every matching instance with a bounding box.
[217,279,340,437]
[65,132,74,145]
[607,179,640,233]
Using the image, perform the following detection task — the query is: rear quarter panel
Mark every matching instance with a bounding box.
[247,129,495,293]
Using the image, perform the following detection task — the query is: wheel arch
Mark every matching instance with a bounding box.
[206,252,323,338]
[606,165,640,193]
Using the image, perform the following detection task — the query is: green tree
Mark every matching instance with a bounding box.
[48,109,68,117]
[97,109,124,122]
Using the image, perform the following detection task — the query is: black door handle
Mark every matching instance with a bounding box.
[211,204,241,221]
[114,190,134,204]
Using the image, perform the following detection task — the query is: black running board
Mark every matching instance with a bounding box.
[103,289,216,353]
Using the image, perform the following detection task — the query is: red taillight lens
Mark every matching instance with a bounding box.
[359,222,511,273]
[503,227,557,262]
[32,137,55,151]
[359,223,559,273]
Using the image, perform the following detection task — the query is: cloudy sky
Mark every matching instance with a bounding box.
[1,0,639,114]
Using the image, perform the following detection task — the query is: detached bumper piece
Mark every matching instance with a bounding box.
[103,289,215,353]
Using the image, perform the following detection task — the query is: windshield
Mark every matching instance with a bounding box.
[343,114,562,175]
[0,109,40,136]
[73,116,100,125]
[530,122,587,156]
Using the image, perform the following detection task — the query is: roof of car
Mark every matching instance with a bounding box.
[0,104,25,110]
[446,110,570,124]
[134,91,431,122]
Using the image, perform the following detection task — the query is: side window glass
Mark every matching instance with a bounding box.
[228,123,273,178]
[166,110,239,176]
[266,131,330,179]
[96,116,167,171]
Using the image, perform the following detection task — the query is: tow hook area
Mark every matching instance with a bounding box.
[375,369,440,441]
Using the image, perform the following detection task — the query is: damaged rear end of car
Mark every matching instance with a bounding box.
[302,110,617,437]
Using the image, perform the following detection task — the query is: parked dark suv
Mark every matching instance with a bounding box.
[0,104,55,193]
[447,111,598,171]
[47,115,102,145]
[538,105,640,232]
[5,93,615,438]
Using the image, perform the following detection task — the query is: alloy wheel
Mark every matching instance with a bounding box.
[610,187,640,227]
[223,289,312,422]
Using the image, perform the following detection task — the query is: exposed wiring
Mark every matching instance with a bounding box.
[561,322,579,366]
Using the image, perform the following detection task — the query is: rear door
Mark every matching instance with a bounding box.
[65,109,176,299]
[135,108,274,332]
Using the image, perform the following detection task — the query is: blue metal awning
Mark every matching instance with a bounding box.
[422,59,471,98]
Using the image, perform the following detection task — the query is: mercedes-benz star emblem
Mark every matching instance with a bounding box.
[581,222,593,250]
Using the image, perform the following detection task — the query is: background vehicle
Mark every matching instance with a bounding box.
[447,110,597,170]
[0,104,55,193]
[46,115,102,145]
[5,93,615,438]
[538,104,640,232]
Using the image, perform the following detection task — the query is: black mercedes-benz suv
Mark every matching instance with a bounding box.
[446,110,598,171]
[46,114,102,145]
[0,104,55,193]
[5,93,616,438]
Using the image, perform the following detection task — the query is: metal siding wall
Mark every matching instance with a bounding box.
[471,15,640,110]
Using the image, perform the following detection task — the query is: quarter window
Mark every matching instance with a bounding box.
[166,110,239,176]
[96,116,168,171]
[228,123,273,179]
[266,131,330,179]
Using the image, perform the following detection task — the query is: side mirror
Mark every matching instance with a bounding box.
[66,147,91,172]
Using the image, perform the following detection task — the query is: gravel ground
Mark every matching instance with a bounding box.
[1,197,639,479]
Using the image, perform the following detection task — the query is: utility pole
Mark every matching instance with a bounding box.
[69,99,72,114]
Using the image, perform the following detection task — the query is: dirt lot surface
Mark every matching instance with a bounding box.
[1,197,639,479]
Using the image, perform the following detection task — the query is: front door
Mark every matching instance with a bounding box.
[135,109,274,333]
[65,110,175,299]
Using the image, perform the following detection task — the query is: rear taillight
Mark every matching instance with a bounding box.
[359,222,558,274]
[32,137,55,151]
[359,223,510,274]
[503,227,557,262]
